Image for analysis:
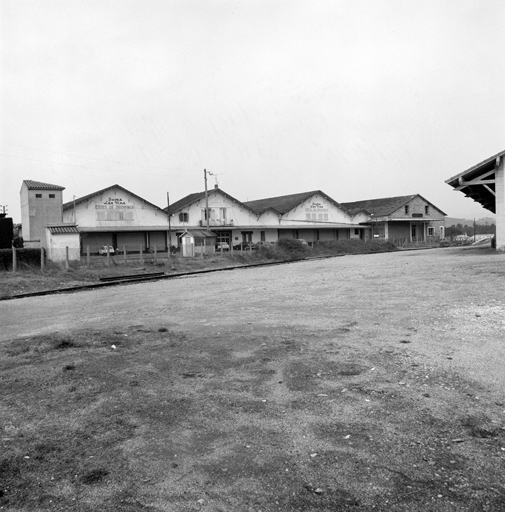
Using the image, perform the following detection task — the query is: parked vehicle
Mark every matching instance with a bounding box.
[233,241,256,251]
[98,246,115,255]
[216,242,230,251]
[255,241,277,249]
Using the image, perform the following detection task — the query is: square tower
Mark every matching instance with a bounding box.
[20,180,65,248]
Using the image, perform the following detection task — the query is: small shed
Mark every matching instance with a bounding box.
[179,230,216,257]
[45,223,80,262]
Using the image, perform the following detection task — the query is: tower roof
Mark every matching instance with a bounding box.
[23,180,65,191]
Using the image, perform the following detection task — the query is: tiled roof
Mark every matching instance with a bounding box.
[24,180,65,191]
[244,190,346,215]
[341,195,418,216]
[167,192,206,214]
[166,188,253,214]
[62,184,165,212]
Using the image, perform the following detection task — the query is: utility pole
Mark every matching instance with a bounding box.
[204,169,213,231]
[167,192,172,256]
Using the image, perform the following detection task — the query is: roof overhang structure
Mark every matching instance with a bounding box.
[445,150,505,213]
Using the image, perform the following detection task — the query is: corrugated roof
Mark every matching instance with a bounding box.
[47,224,79,234]
[180,229,216,238]
[24,180,65,191]
[341,194,446,217]
[62,184,165,213]
[243,190,347,215]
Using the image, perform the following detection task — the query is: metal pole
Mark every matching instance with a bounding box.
[123,245,127,265]
[41,247,45,272]
[66,246,69,269]
[86,245,90,268]
[12,244,17,272]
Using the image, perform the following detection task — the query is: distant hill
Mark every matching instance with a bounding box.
[446,217,495,227]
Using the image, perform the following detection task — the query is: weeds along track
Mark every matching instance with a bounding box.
[0,255,340,301]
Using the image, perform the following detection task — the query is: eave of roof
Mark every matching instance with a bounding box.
[62,184,165,213]
[445,149,505,185]
[445,150,504,214]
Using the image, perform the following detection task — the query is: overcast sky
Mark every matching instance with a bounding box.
[1,0,504,223]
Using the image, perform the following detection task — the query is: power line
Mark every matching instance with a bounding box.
[0,153,201,177]
[0,141,187,170]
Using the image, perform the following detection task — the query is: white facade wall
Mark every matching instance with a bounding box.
[169,190,368,246]
[45,230,80,262]
[63,187,168,229]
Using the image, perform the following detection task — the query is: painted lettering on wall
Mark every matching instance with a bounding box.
[305,202,328,213]
[95,197,134,210]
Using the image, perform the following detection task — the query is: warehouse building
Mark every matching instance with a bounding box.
[167,186,369,247]
[62,184,169,253]
[341,194,446,243]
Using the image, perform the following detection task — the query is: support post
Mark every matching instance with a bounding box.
[107,246,111,267]
[496,158,505,250]
[12,245,17,272]
[41,248,45,272]
[65,246,69,269]
[154,245,157,264]
[140,245,144,265]
[123,245,127,265]
[86,246,90,268]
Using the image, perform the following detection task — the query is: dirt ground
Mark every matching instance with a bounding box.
[1,246,505,511]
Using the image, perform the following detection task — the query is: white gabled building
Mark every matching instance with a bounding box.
[62,184,169,253]
[167,186,369,248]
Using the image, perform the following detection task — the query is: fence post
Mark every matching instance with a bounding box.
[123,245,127,265]
[12,245,17,272]
[41,247,45,272]
[86,246,90,268]
[140,245,144,265]
[65,246,70,269]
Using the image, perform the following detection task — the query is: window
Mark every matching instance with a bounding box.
[425,205,429,215]
[201,208,214,221]
[179,212,189,222]
[35,194,42,198]
[428,227,434,236]
[354,229,360,235]
[405,205,409,214]
[49,194,55,198]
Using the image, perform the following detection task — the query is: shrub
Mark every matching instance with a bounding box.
[0,248,46,270]
[271,239,309,260]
